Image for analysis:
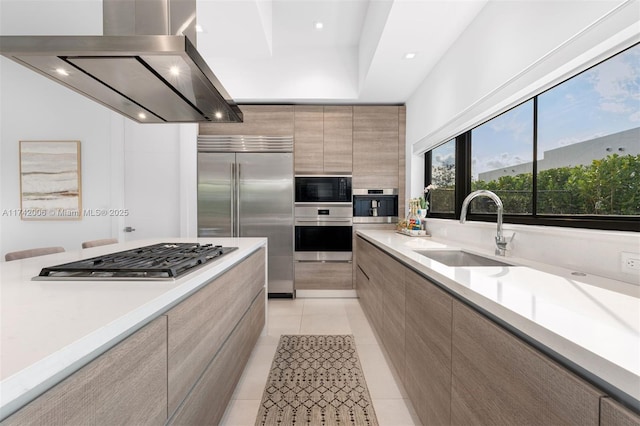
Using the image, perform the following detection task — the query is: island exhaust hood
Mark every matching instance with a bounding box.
[0,0,243,124]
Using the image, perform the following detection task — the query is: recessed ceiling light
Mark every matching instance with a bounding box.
[170,66,180,76]
[404,52,417,60]
[195,24,203,33]
[55,68,69,76]
[214,111,223,119]
[138,113,147,120]
[314,21,324,30]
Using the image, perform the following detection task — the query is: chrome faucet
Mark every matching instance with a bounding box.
[460,190,511,256]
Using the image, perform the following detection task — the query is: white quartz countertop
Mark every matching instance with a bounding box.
[356,229,640,407]
[0,237,267,419]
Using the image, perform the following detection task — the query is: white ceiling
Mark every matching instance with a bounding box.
[195,0,488,104]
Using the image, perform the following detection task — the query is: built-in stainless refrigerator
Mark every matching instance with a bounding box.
[197,136,294,296]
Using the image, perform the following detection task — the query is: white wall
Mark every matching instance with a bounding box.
[0,0,186,258]
[403,0,640,284]
[0,58,116,255]
[406,0,639,154]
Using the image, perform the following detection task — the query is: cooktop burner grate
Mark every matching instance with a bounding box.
[36,243,238,280]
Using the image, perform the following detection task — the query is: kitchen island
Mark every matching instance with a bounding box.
[355,229,640,425]
[0,237,267,424]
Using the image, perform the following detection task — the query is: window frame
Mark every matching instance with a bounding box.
[424,44,640,233]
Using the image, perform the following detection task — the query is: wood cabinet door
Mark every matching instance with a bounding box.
[355,236,379,322]
[600,398,640,426]
[404,269,452,426]
[379,251,406,382]
[451,300,603,426]
[2,317,168,426]
[169,290,265,426]
[199,105,294,136]
[355,264,370,306]
[323,106,353,174]
[167,249,265,414]
[294,105,324,174]
[353,106,399,189]
[366,240,386,333]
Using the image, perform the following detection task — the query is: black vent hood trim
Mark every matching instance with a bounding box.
[0,35,243,123]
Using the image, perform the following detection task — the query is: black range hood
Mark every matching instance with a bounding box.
[0,0,243,124]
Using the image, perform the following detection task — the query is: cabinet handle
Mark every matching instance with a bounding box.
[357,264,369,280]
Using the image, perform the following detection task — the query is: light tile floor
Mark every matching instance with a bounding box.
[220,298,422,425]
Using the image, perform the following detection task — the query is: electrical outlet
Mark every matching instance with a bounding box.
[621,252,640,273]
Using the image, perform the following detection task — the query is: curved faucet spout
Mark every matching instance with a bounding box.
[460,190,507,255]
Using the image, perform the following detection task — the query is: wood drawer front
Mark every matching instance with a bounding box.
[379,252,406,382]
[451,300,603,426]
[169,289,266,425]
[167,248,265,414]
[405,269,453,426]
[199,105,294,136]
[295,261,353,290]
[3,317,167,426]
[601,398,640,426]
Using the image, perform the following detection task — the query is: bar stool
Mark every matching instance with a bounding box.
[5,246,65,261]
[81,238,118,249]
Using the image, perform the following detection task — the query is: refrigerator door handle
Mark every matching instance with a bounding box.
[236,162,241,236]
[230,162,236,237]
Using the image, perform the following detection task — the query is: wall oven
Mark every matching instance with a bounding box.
[295,176,352,204]
[294,205,352,262]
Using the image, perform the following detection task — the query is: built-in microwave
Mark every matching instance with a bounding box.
[295,176,352,204]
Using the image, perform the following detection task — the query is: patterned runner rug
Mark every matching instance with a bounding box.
[255,335,379,426]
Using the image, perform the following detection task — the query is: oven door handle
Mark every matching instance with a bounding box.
[295,219,352,222]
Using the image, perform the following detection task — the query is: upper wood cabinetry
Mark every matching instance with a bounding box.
[398,106,406,217]
[294,105,353,174]
[294,106,324,173]
[199,105,294,136]
[323,106,353,173]
[451,300,603,426]
[353,106,399,189]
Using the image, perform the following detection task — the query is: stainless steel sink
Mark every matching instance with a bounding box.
[414,250,513,267]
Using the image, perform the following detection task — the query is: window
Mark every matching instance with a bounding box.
[428,139,456,214]
[471,100,534,215]
[424,43,639,231]
[537,46,640,216]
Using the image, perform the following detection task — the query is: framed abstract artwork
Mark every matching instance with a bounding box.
[19,140,82,220]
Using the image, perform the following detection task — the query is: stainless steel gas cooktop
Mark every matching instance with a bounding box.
[35,243,238,281]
